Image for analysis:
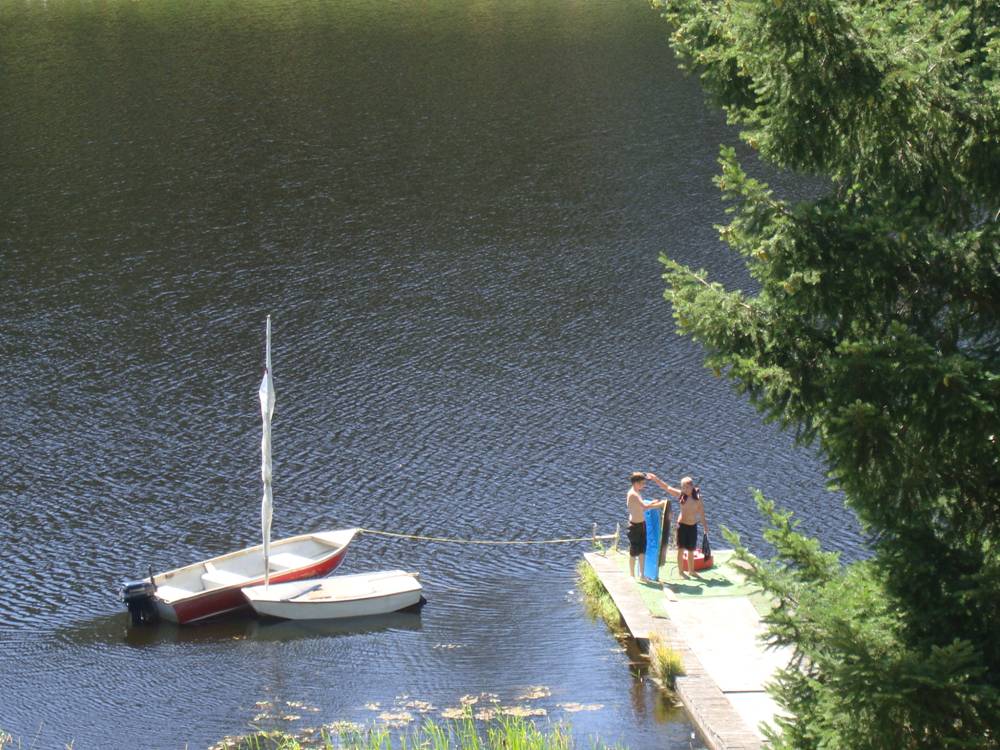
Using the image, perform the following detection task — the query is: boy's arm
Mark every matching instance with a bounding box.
[646,473,681,497]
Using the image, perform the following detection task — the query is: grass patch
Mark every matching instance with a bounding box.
[212,716,620,750]
[575,560,624,633]
[647,634,685,689]
[215,731,311,749]
[0,729,74,750]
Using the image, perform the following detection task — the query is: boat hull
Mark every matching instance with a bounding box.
[157,546,351,624]
[135,529,358,625]
[243,570,422,621]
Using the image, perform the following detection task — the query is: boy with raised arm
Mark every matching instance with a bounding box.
[646,473,708,578]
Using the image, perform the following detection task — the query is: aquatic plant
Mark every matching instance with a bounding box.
[213,716,615,750]
[341,715,576,750]
[647,633,685,689]
[575,560,624,633]
[212,729,316,749]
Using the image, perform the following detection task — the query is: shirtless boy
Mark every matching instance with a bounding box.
[646,474,708,578]
[626,472,670,581]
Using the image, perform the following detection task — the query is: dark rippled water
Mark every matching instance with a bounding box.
[0,0,861,747]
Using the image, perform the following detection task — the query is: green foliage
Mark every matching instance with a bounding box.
[482,717,573,750]
[654,0,1000,747]
[648,633,686,688]
[728,497,997,749]
[215,717,607,750]
[214,729,323,749]
[576,560,626,632]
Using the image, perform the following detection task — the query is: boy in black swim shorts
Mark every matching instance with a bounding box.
[646,473,709,578]
[626,472,669,581]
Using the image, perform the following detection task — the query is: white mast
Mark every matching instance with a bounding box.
[259,316,276,588]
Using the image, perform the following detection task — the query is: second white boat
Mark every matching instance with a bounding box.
[242,570,423,620]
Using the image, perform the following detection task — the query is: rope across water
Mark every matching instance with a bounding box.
[358,526,620,546]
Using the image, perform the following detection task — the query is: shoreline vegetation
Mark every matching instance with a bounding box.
[647,633,685,690]
[1,718,619,750]
[1,715,627,750]
[574,559,624,634]
[574,560,685,691]
[209,715,622,750]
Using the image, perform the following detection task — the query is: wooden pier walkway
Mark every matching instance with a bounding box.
[584,550,790,750]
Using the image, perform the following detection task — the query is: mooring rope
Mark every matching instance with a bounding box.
[358,525,620,546]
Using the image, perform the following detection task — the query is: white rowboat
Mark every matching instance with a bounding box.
[242,570,422,620]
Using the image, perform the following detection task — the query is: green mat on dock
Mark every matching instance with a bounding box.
[611,549,772,618]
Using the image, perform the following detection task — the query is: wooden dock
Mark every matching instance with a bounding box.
[584,550,789,750]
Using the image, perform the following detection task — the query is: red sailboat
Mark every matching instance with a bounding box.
[120,317,356,625]
[122,529,357,624]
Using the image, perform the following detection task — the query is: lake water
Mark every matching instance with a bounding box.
[0,0,863,747]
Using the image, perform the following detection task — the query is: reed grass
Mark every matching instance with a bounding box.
[215,716,612,750]
[575,560,624,632]
[0,729,74,750]
[574,561,684,694]
[219,730,319,749]
[647,633,685,689]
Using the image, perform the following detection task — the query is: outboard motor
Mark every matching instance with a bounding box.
[120,566,159,625]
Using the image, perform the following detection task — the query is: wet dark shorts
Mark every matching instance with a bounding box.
[627,522,647,556]
[677,522,698,550]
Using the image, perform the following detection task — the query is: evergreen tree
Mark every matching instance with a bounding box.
[653,0,1000,746]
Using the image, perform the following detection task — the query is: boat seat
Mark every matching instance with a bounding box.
[154,584,191,602]
[267,552,314,572]
[201,566,250,589]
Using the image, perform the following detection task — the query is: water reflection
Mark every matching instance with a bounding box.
[616,630,686,726]
[55,610,423,648]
